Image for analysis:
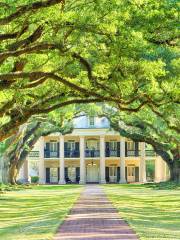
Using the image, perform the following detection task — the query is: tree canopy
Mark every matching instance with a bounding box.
[0,0,179,142]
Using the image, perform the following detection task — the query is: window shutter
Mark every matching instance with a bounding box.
[105,167,109,182]
[135,167,139,182]
[64,142,68,151]
[117,167,120,182]
[135,142,139,156]
[45,142,50,158]
[57,143,60,157]
[76,167,80,183]
[125,142,127,157]
[64,142,67,157]
[75,142,79,150]
[75,142,80,157]
[105,142,110,157]
[46,168,50,183]
[65,167,68,179]
[117,142,120,157]
[46,142,50,151]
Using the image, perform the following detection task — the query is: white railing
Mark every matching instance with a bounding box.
[29,151,40,158]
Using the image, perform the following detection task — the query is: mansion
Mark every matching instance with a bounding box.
[19,116,169,184]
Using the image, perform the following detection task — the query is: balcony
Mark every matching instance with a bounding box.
[126,150,140,157]
[44,150,59,158]
[146,150,156,157]
[105,150,120,157]
[85,149,100,158]
[65,150,80,158]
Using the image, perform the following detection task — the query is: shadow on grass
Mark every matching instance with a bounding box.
[104,184,180,240]
[0,185,83,240]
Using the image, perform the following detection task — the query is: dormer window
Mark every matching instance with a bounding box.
[89,116,95,127]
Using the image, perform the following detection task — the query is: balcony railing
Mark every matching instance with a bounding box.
[36,147,155,159]
[64,150,80,158]
[145,150,156,156]
[105,150,119,157]
[126,150,140,157]
[44,150,59,158]
[85,149,100,158]
[29,151,39,158]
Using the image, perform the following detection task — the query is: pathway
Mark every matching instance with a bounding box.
[53,185,139,240]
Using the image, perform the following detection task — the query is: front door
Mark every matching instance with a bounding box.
[50,168,58,183]
[86,164,99,183]
[109,166,117,183]
[127,166,135,182]
[68,167,76,182]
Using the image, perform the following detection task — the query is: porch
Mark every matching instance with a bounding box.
[44,159,141,184]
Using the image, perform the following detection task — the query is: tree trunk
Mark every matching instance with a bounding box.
[170,167,180,182]
[169,162,180,183]
[169,149,180,183]
[8,163,18,185]
[3,120,71,184]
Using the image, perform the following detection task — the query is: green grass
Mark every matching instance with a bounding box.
[0,185,83,240]
[103,183,180,240]
[1,183,179,240]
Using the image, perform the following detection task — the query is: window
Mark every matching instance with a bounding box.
[89,116,95,127]
[50,141,58,152]
[50,168,58,183]
[86,140,99,150]
[127,141,135,150]
[127,166,135,177]
[109,166,117,177]
[67,141,75,150]
[68,167,76,182]
[109,141,117,150]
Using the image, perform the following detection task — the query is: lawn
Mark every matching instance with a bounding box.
[104,184,180,240]
[0,185,83,240]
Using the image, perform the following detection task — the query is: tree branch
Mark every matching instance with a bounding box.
[0,0,64,25]
[0,43,63,62]
[0,24,28,41]
[8,25,44,51]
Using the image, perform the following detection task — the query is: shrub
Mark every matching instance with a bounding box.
[31,176,39,183]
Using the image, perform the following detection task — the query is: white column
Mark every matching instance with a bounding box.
[79,136,86,184]
[140,142,146,183]
[155,156,166,182]
[155,156,161,182]
[119,137,126,183]
[39,137,45,184]
[161,160,166,181]
[100,136,106,184]
[59,135,66,184]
